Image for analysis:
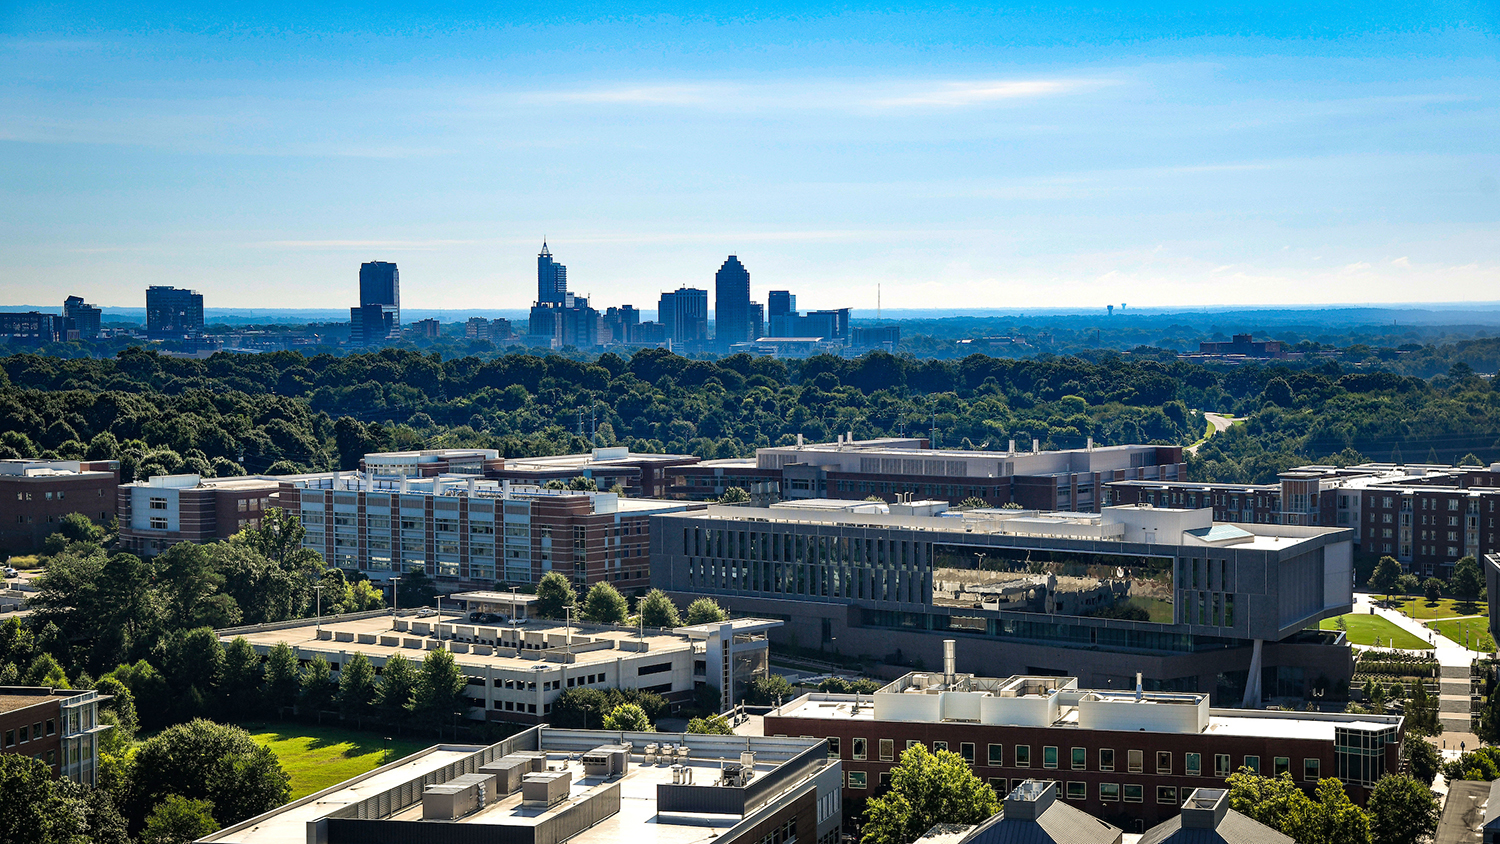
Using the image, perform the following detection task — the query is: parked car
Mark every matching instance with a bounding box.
[1,567,17,578]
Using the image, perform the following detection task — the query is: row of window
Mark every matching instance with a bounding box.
[3,718,57,747]
[831,738,1319,782]
[15,489,95,501]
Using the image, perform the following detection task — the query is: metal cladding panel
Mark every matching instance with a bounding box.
[326,819,534,844]
[656,782,748,815]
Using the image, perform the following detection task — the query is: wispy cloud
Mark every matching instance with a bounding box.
[872,78,1108,107]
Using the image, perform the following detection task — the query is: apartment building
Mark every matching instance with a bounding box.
[198,727,841,844]
[0,459,119,552]
[494,447,699,499]
[0,686,111,786]
[652,501,1355,706]
[1106,461,1500,577]
[766,655,1402,832]
[669,437,1183,512]
[220,610,778,719]
[117,473,283,555]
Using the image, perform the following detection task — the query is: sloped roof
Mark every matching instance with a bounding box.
[1138,809,1295,844]
[961,803,1121,844]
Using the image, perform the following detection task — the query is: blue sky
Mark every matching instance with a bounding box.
[2,2,1496,312]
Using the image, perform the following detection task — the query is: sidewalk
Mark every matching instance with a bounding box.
[1350,591,1487,667]
[1351,591,1488,736]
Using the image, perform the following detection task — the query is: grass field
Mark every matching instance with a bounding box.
[1319,614,1433,650]
[1390,597,1487,620]
[241,722,434,799]
[1427,617,1497,652]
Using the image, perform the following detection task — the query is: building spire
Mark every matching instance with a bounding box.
[540,238,550,258]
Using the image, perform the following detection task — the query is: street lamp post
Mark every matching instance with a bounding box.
[314,583,323,632]
[390,575,402,630]
[582,704,592,731]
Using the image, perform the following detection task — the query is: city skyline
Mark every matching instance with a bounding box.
[2,2,1495,310]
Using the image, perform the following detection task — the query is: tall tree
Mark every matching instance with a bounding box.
[298,655,337,718]
[412,649,469,735]
[1451,555,1484,605]
[686,597,728,625]
[262,642,300,716]
[581,582,628,624]
[639,589,681,628]
[602,702,653,732]
[337,651,377,728]
[1367,774,1439,844]
[141,795,220,844]
[860,745,998,844]
[1369,556,1402,603]
[536,571,576,619]
[377,653,417,727]
[128,719,291,829]
[221,636,263,718]
[0,754,130,844]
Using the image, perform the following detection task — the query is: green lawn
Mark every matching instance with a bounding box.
[1389,597,1487,620]
[1319,614,1433,650]
[1427,617,1497,652]
[240,722,434,799]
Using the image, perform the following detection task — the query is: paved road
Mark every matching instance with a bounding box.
[1187,412,1240,456]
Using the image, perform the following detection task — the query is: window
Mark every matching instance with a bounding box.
[1186,753,1201,776]
[848,771,867,789]
[932,741,948,753]
[1100,749,1115,771]
[960,742,975,763]
[149,517,168,530]
[879,739,894,761]
[906,740,923,751]
[1274,757,1290,777]
[1043,746,1058,769]
[1124,784,1144,803]
[987,744,1003,766]
[1066,782,1087,801]
[1072,747,1087,770]
[1215,754,1231,777]
[45,719,54,736]
[149,497,167,510]
[3,730,10,747]
[1244,755,1260,774]
[1304,758,1320,781]
[827,737,841,758]
[853,738,867,761]
[1100,783,1120,801]
[1157,786,1178,805]
[17,725,27,743]
[1128,750,1143,773]
[1014,745,1030,767]
[1157,751,1172,775]
[879,772,891,787]
[989,777,1007,790]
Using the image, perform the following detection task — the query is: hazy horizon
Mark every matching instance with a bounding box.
[3,2,1496,311]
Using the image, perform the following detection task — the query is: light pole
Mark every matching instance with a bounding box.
[391,575,402,630]
[583,704,592,731]
[437,595,444,641]
[314,583,324,632]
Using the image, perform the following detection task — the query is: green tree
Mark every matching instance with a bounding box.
[164,626,226,718]
[298,655,337,717]
[1451,555,1484,605]
[104,660,172,731]
[1369,556,1402,603]
[744,674,795,706]
[94,675,139,743]
[686,714,734,735]
[1406,679,1441,738]
[262,642,300,716]
[412,649,468,735]
[0,754,130,844]
[221,636,263,718]
[536,571,577,619]
[337,651,377,728]
[639,589,681,628]
[860,745,998,844]
[1423,577,1444,602]
[549,687,610,728]
[129,719,291,829]
[957,496,986,509]
[581,582,628,624]
[1367,774,1439,844]
[1227,768,1370,844]
[567,475,598,491]
[1403,738,1442,787]
[602,702,653,732]
[1304,777,1372,844]
[717,486,751,504]
[377,653,417,727]
[1395,573,1420,596]
[156,542,241,629]
[685,597,727,626]
[141,795,220,844]
[58,512,102,544]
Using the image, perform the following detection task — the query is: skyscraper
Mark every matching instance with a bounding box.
[145,286,204,338]
[538,242,567,304]
[351,261,400,345]
[658,287,709,346]
[62,295,101,340]
[767,290,796,336]
[714,255,752,350]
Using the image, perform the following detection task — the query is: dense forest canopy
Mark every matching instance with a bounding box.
[0,346,1495,486]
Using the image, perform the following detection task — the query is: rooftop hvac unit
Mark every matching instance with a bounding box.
[521,771,572,808]
[478,755,537,795]
[582,744,631,778]
[422,773,498,820]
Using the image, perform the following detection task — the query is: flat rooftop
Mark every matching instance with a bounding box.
[202,729,830,844]
[0,687,79,714]
[503,449,696,470]
[221,613,699,673]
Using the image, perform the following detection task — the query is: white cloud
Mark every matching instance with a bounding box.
[872,78,1107,107]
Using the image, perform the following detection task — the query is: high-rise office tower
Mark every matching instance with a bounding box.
[538,242,567,304]
[351,261,401,345]
[714,255,752,350]
[145,286,204,338]
[767,290,795,336]
[62,295,101,340]
[658,287,709,346]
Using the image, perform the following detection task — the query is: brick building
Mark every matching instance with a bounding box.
[117,474,283,556]
[0,459,120,553]
[765,658,1402,833]
[0,686,110,785]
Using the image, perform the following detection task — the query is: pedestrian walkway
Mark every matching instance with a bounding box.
[1351,592,1487,667]
[1349,592,1489,735]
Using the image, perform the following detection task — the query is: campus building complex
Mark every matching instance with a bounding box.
[0,686,111,786]
[219,606,779,719]
[668,437,1184,511]
[766,653,1403,831]
[651,500,1355,705]
[0,459,119,553]
[1106,461,1500,576]
[198,727,841,844]
[117,473,284,556]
